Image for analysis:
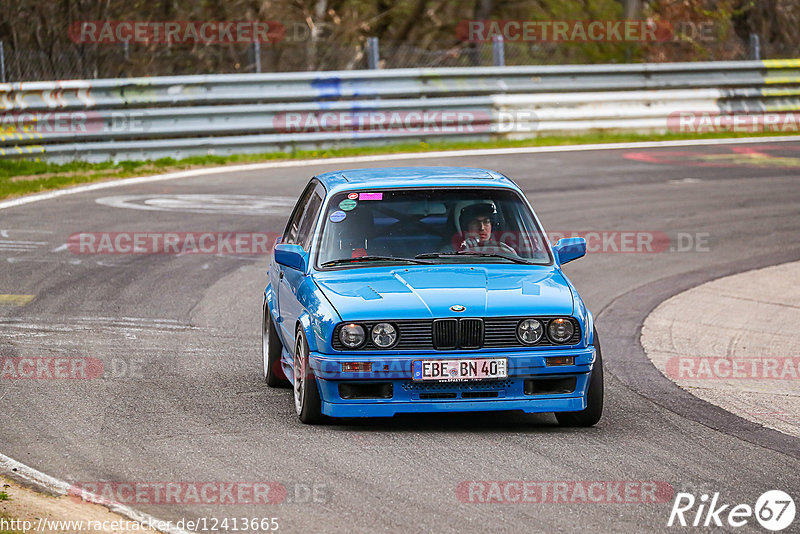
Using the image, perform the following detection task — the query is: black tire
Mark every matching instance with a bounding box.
[555,328,604,427]
[293,329,326,424]
[263,301,289,388]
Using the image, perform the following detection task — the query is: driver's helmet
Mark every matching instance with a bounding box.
[458,202,498,235]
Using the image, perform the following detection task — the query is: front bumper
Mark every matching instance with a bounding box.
[308,347,595,418]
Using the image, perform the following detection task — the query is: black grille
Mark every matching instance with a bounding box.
[332,317,580,351]
[459,318,484,349]
[402,379,511,400]
[401,379,513,391]
[432,319,458,349]
[432,318,484,349]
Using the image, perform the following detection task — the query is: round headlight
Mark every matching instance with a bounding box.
[371,323,397,348]
[517,319,543,345]
[339,324,365,348]
[548,318,575,343]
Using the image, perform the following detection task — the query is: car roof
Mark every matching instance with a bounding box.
[314,167,518,193]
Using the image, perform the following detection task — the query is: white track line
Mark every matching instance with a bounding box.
[0,452,191,534]
[0,134,798,531]
[1,135,798,212]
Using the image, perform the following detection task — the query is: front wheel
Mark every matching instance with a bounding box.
[263,301,289,388]
[555,328,604,427]
[293,329,326,424]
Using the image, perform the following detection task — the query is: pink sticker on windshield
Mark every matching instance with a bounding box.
[359,192,383,200]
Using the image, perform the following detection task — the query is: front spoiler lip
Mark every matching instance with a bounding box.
[309,346,595,380]
[320,395,587,417]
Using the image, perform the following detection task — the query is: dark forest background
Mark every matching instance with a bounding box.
[0,0,797,80]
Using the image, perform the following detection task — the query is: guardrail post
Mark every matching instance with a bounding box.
[492,35,505,66]
[749,33,761,60]
[0,41,6,83]
[253,41,262,73]
[367,37,380,69]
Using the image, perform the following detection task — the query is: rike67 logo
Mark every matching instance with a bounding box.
[668,490,795,531]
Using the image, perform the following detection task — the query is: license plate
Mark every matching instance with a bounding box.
[412,358,508,382]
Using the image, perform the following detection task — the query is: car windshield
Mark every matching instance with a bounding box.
[316,188,552,268]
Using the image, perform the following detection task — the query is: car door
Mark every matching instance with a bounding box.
[276,180,324,343]
[271,182,315,332]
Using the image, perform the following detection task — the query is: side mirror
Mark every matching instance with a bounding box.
[274,243,308,272]
[553,237,586,265]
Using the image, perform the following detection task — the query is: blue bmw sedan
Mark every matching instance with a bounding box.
[262,167,602,426]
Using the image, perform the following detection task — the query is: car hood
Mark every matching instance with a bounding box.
[313,266,574,321]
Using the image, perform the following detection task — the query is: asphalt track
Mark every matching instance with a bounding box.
[1,141,799,533]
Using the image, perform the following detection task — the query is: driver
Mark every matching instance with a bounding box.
[455,202,516,254]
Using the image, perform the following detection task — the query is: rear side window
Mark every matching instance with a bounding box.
[298,193,323,250]
[283,183,316,245]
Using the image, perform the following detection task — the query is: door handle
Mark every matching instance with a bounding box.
[279,271,284,279]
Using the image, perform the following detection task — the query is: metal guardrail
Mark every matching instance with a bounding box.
[1,59,799,163]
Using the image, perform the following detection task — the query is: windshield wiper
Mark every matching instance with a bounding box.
[321,255,433,267]
[415,251,532,264]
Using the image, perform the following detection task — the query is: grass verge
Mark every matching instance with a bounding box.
[1,130,798,201]
[0,480,20,534]
[0,488,21,534]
